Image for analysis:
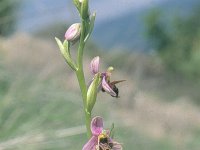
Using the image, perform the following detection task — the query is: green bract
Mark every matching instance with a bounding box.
[55,38,77,71]
[73,0,81,12]
[81,0,89,19]
[86,73,100,112]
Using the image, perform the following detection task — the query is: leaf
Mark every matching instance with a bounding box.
[84,12,96,42]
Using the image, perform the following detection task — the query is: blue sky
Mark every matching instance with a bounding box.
[17,0,164,32]
[90,0,163,22]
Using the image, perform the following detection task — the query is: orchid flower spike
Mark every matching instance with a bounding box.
[82,116,122,150]
[65,23,81,43]
[90,56,125,98]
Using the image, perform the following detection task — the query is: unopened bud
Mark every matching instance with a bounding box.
[65,23,81,43]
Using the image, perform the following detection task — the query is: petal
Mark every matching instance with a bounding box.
[91,116,103,136]
[102,76,117,97]
[90,56,100,74]
[82,136,98,150]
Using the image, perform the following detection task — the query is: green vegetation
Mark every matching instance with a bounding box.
[1,3,200,148]
[0,34,200,149]
[0,0,19,36]
[145,5,200,79]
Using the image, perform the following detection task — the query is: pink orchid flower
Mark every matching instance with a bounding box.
[82,116,122,150]
[90,56,125,98]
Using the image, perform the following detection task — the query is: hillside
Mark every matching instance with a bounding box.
[93,0,200,50]
[0,34,200,149]
[16,0,200,51]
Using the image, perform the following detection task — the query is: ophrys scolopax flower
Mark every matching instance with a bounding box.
[82,116,122,150]
[90,56,125,98]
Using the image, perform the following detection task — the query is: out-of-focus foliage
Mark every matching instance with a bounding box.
[145,9,171,52]
[1,34,200,149]
[0,53,10,98]
[33,23,68,40]
[0,0,20,36]
[145,5,200,79]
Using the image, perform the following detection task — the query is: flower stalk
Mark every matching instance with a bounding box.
[56,0,96,138]
[76,6,92,137]
[55,0,124,148]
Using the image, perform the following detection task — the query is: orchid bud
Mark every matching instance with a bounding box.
[65,23,81,43]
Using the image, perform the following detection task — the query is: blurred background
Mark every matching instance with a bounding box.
[1,0,200,149]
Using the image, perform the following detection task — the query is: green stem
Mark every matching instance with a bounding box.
[84,109,92,137]
[76,70,92,138]
[76,18,92,138]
